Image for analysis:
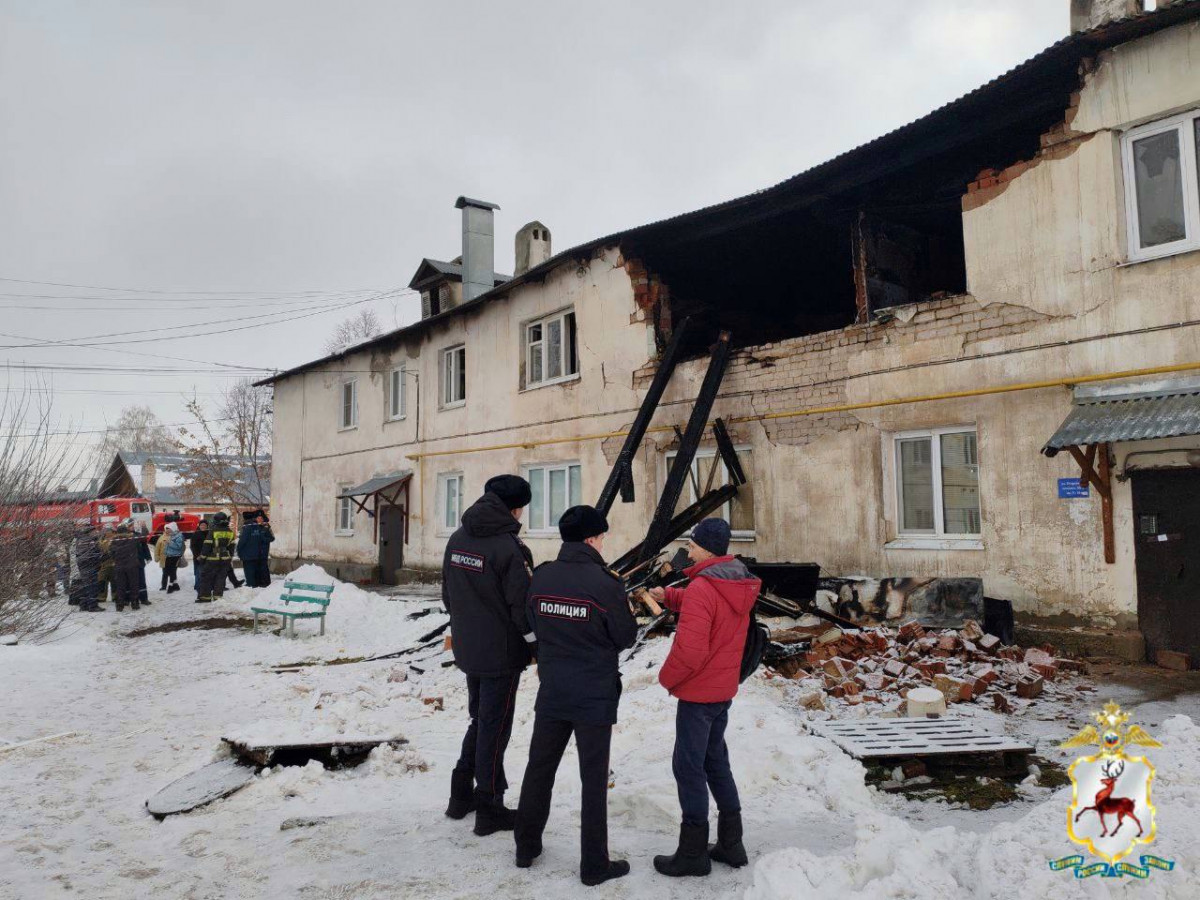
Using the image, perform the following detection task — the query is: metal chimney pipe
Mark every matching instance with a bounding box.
[455,196,499,302]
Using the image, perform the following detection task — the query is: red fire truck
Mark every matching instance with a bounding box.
[20,497,201,537]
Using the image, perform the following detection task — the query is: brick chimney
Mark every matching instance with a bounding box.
[1070,0,1142,33]
[142,460,156,495]
[514,221,552,276]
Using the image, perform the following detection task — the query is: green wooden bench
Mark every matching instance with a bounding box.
[251,581,334,639]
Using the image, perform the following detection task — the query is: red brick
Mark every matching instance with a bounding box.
[1156,650,1191,671]
[1031,663,1058,681]
[1016,675,1044,699]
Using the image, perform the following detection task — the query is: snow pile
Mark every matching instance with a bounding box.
[226,563,446,655]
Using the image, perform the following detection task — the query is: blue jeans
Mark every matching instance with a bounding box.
[673,700,740,826]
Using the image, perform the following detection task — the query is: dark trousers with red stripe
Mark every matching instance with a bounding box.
[515,715,613,878]
[456,672,522,797]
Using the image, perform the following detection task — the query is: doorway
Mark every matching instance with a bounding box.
[378,504,405,585]
[1132,468,1200,664]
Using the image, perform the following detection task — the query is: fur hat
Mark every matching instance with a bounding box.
[485,474,532,510]
[558,505,609,543]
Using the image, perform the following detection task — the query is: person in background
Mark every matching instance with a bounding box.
[514,505,638,887]
[109,520,143,612]
[97,526,115,609]
[135,524,152,606]
[189,520,209,598]
[69,525,103,612]
[237,510,274,588]
[648,518,761,878]
[196,512,237,604]
[441,474,535,837]
[155,522,185,593]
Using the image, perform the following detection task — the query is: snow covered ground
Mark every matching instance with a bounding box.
[2,564,1198,899]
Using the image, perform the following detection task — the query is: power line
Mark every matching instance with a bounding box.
[8,415,236,439]
[0,363,268,375]
[0,289,399,310]
[0,287,409,352]
[0,275,391,296]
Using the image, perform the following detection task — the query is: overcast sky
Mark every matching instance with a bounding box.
[0,0,1068,462]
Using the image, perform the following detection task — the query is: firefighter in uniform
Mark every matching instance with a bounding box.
[514,505,638,887]
[441,474,535,837]
[109,520,143,611]
[196,512,237,603]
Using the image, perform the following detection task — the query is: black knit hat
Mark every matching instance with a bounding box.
[485,474,532,510]
[691,517,731,556]
[558,505,609,542]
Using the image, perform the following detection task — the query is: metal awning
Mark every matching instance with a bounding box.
[337,471,412,544]
[337,471,412,499]
[1042,388,1200,456]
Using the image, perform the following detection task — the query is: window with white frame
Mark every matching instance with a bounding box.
[895,428,980,537]
[525,310,579,388]
[339,380,358,430]
[388,366,407,421]
[441,345,466,407]
[667,447,755,538]
[438,473,464,532]
[1122,109,1200,261]
[525,463,582,533]
[335,485,355,534]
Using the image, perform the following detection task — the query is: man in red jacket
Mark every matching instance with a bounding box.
[647,518,761,878]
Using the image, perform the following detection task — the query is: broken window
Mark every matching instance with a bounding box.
[339,380,358,430]
[525,310,578,388]
[667,447,755,539]
[441,345,466,407]
[524,462,583,533]
[437,473,464,533]
[895,428,980,537]
[1122,109,1200,261]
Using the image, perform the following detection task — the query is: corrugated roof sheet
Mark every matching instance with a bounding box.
[1042,389,1200,455]
[338,471,412,498]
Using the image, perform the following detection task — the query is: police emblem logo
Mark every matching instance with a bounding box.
[1049,701,1175,880]
[449,551,485,573]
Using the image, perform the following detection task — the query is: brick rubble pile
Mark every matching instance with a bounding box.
[766,618,1091,713]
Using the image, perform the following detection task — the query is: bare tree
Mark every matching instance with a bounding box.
[0,386,91,643]
[96,405,179,462]
[177,379,271,511]
[324,308,383,356]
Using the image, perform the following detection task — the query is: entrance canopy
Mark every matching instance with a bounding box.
[1042,384,1200,457]
[1041,380,1200,566]
[337,471,412,543]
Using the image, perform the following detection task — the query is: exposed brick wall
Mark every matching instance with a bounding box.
[641,293,1054,447]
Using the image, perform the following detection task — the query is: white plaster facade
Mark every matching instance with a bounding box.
[266,19,1200,634]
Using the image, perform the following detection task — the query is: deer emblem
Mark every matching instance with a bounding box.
[1074,760,1144,838]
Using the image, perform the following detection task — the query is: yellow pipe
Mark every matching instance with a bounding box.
[405,359,1200,461]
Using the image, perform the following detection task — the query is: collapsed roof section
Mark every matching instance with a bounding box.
[257,2,1200,386]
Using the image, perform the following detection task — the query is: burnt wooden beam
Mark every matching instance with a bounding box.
[595,318,691,516]
[637,331,733,564]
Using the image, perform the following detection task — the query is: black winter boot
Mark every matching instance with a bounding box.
[514,842,542,869]
[709,811,748,867]
[445,768,476,820]
[653,822,711,877]
[581,859,630,886]
[473,791,517,836]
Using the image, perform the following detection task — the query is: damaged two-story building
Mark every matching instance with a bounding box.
[260,0,1200,665]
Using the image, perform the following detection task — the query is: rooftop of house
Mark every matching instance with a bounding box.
[258,0,1200,386]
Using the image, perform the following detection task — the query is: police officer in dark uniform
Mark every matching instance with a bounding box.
[441,474,536,836]
[514,505,638,887]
